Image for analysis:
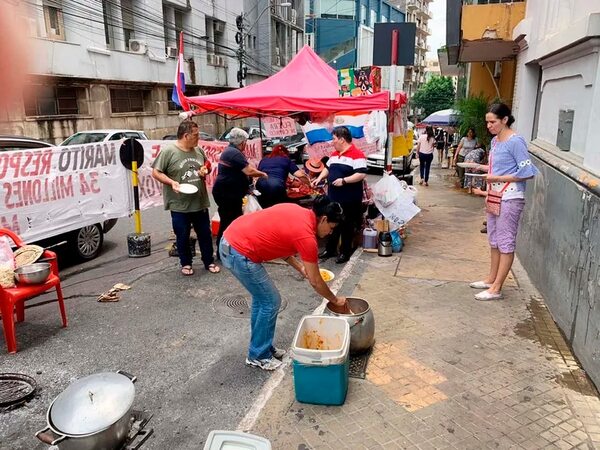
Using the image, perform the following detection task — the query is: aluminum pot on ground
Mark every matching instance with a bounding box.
[36,371,137,450]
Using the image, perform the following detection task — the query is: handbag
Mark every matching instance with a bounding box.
[485,140,510,216]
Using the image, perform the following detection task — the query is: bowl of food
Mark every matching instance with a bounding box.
[320,269,334,282]
[14,262,51,285]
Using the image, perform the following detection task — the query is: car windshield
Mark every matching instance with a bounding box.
[62,133,108,145]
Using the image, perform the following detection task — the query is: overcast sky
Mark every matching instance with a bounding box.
[427,0,446,60]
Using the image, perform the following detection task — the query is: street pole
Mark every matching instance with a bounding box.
[385,29,399,174]
[236,14,246,88]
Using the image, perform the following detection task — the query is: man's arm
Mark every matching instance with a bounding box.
[303,261,346,306]
[152,168,180,192]
[311,167,329,186]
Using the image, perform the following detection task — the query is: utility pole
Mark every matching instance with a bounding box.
[235,14,247,87]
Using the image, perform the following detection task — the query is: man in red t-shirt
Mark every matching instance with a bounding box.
[220,197,347,371]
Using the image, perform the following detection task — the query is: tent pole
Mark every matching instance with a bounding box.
[258,115,264,152]
[386,29,399,174]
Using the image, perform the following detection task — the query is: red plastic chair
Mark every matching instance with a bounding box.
[0,229,67,353]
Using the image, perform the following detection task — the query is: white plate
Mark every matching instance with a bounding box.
[457,162,480,168]
[178,183,198,194]
[464,173,487,178]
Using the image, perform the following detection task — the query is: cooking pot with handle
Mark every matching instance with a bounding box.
[36,370,136,450]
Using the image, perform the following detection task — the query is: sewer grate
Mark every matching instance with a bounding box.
[0,373,37,409]
[348,347,373,379]
[212,294,288,318]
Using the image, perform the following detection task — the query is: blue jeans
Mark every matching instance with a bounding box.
[219,237,281,360]
[171,209,214,268]
[419,152,434,182]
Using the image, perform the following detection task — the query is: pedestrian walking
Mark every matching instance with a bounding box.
[219,196,348,370]
[454,127,479,186]
[151,120,220,276]
[311,126,367,264]
[470,103,539,301]
[416,126,436,186]
[435,127,447,166]
[212,127,267,258]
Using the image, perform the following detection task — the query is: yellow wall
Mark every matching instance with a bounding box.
[468,59,517,107]
[461,3,526,41]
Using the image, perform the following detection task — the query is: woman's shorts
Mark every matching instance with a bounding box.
[487,199,525,253]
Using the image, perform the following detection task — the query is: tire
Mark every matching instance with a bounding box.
[71,224,104,260]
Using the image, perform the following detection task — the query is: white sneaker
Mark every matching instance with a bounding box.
[272,347,286,360]
[245,357,282,371]
[474,290,503,301]
[469,281,492,289]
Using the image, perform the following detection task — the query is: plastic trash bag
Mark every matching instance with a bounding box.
[390,229,403,252]
[372,173,402,207]
[0,236,14,269]
[243,194,262,215]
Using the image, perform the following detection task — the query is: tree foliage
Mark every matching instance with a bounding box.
[455,94,493,149]
[412,76,455,119]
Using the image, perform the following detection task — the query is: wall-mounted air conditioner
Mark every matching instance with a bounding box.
[207,54,216,65]
[275,47,280,56]
[166,47,178,58]
[214,21,225,33]
[275,56,281,66]
[129,40,147,54]
[291,9,297,23]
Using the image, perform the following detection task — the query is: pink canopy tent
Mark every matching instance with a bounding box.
[182,46,390,118]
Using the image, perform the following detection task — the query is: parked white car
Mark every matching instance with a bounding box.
[60,129,148,146]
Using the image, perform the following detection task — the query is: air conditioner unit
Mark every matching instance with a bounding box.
[166,47,178,58]
[275,55,281,66]
[291,9,297,23]
[493,61,502,78]
[129,40,147,54]
[214,21,225,33]
[207,54,216,65]
[275,47,280,56]
[216,55,226,67]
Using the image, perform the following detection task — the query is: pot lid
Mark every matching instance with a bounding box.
[49,372,135,435]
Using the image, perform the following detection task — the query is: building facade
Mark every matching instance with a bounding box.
[446,0,525,106]
[0,0,301,143]
[510,1,600,388]
[304,0,404,70]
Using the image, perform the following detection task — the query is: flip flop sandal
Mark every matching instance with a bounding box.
[181,266,194,276]
[207,264,220,274]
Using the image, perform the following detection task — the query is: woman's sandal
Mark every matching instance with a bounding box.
[207,263,221,274]
[181,266,194,276]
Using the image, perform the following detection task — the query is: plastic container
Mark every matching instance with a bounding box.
[203,430,271,450]
[291,316,350,405]
[362,228,378,249]
[211,212,220,237]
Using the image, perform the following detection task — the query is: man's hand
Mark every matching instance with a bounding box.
[298,265,308,279]
[329,296,347,307]
[310,178,322,187]
[332,178,345,187]
[172,181,181,193]
[198,166,209,177]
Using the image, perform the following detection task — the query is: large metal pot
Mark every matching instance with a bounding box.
[36,371,136,450]
[325,297,375,354]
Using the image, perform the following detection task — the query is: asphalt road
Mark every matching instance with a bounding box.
[0,194,362,449]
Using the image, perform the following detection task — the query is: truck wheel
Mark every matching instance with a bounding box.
[71,224,103,260]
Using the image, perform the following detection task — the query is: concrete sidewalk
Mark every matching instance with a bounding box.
[247,168,600,449]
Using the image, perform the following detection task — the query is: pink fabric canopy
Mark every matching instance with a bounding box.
[184,46,390,117]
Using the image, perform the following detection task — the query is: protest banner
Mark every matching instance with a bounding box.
[262,117,296,138]
[0,141,130,242]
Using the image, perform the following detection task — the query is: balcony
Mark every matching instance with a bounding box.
[406,0,420,12]
[446,0,526,64]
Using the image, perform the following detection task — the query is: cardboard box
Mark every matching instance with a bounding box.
[374,219,390,233]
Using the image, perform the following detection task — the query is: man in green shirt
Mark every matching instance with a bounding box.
[152,120,220,275]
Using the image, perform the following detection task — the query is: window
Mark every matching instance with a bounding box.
[24,85,86,117]
[370,9,377,27]
[320,0,355,19]
[110,88,150,113]
[167,88,180,111]
[102,0,113,46]
[43,0,65,40]
[121,0,134,48]
[381,14,388,23]
[360,5,367,25]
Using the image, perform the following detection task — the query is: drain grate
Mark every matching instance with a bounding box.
[348,347,373,379]
[212,295,288,318]
[0,373,37,409]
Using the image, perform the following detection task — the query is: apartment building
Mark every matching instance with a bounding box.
[1,0,302,143]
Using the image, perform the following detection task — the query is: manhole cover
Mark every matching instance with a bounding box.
[212,294,288,318]
[0,373,37,409]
